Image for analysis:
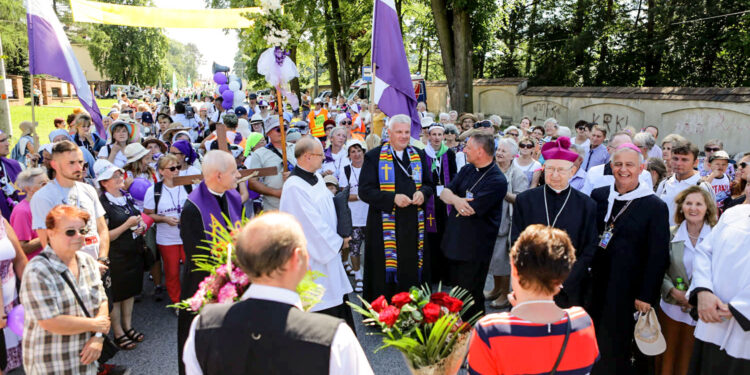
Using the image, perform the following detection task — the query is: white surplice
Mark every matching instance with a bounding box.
[280,173,352,311]
[687,204,750,360]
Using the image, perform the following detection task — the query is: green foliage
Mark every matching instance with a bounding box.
[85,0,168,86]
[0,0,29,75]
[166,40,203,88]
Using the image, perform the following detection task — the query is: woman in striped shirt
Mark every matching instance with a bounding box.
[468,224,599,375]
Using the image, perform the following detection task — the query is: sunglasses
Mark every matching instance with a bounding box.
[342,121,352,125]
[163,166,179,172]
[705,147,720,152]
[507,132,519,137]
[740,162,748,168]
[519,143,535,149]
[473,121,492,129]
[325,127,334,131]
[576,126,587,130]
[65,228,90,237]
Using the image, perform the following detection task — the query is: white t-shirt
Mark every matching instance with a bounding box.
[98,144,129,168]
[179,165,202,190]
[321,147,349,179]
[337,164,368,227]
[710,175,731,209]
[143,184,189,246]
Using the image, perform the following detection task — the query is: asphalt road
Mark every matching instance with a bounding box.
[106,274,503,374]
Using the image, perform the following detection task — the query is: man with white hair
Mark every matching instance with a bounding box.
[543,118,558,141]
[417,101,428,118]
[512,137,599,308]
[582,131,653,195]
[438,112,451,125]
[589,143,670,375]
[178,150,242,375]
[359,114,434,301]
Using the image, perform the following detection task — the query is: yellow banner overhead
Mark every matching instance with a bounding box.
[70,0,260,28]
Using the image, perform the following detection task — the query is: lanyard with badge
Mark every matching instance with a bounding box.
[466,164,494,200]
[599,200,634,249]
[392,151,420,182]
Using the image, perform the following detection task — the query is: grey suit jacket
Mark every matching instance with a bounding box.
[661,225,691,305]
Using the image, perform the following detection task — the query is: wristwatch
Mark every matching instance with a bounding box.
[97,257,110,266]
[95,332,103,338]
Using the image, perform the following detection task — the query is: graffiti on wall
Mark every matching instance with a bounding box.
[521,101,568,126]
[661,108,750,153]
[579,104,645,134]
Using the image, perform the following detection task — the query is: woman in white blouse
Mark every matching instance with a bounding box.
[657,186,716,375]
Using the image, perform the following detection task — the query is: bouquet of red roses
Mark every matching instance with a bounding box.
[348,284,480,374]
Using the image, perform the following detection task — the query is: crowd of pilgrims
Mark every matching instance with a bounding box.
[0,87,745,375]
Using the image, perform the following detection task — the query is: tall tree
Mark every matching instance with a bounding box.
[430,0,474,112]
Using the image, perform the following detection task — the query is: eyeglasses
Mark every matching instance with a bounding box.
[519,143,534,149]
[342,121,352,125]
[307,153,324,158]
[740,162,748,168]
[473,121,492,129]
[507,132,519,137]
[576,126,587,131]
[65,228,89,237]
[163,166,179,172]
[705,147,720,152]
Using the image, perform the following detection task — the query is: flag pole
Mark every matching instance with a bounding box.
[28,0,36,131]
[276,86,287,171]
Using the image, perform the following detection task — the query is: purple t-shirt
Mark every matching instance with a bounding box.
[9,200,41,259]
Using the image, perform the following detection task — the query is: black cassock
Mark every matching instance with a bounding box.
[359,146,434,302]
[590,187,669,375]
[511,185,599,307]
[426,149,457,284]
[177,195,230,375]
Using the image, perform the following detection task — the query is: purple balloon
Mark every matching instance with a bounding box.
[222,89,234,103]
[221,100,233,110]
[218,84,229,94]
[213,72,228,85]
[7,305,23,337]
[128,178,151,201]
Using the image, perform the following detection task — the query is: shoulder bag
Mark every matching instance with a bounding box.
[550,311,571,375]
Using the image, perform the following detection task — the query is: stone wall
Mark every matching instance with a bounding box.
[424,80,750,154]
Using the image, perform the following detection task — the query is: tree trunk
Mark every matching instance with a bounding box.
[431,0,473,113]
[314,50,320,97]
[323,0,341,95]
[330,0,350,91]
[525,0,539,76]
[417,37,425,74]
[425,40,431,80]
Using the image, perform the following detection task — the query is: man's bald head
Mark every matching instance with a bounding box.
[203,150,235,176]
[294,136,324,172]
[608,131,633,150]
[235,212,308,280]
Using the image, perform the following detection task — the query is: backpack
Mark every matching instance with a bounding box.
[153,181,192,210]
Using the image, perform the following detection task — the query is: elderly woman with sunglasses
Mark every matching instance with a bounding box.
[513,137,542,189]
[95,160,146,351]
[20,205,109,375]
[443,124,462,153]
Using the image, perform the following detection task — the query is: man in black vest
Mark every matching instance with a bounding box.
[182,212,373,375]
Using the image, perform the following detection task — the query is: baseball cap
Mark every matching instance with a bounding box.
[709,150,730,163]
[248,93,257,99]
[263,115,283,134]
[634,308,666,356]
[323,175,339,186]
[141,112,154,124]
[250,113,264,123]
[234,106,248,116]
[258,100,269,107]
[313,98,322,104]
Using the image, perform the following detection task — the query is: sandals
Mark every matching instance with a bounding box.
[114,335,137,350]
[125,328,145,343]
[354,279,363,293]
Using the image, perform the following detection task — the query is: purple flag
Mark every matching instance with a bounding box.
[372,0,421,139]
[26,0,105,138]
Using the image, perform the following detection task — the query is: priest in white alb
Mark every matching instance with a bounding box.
[280,136,355,330]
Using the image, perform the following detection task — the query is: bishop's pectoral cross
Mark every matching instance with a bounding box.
[427,214,435,227]
[381,163,392,181]
[172,123,277,186]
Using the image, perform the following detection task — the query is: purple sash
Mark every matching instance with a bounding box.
[425,153,451,233]
[187,182,242,240]
[0,158,22,220]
